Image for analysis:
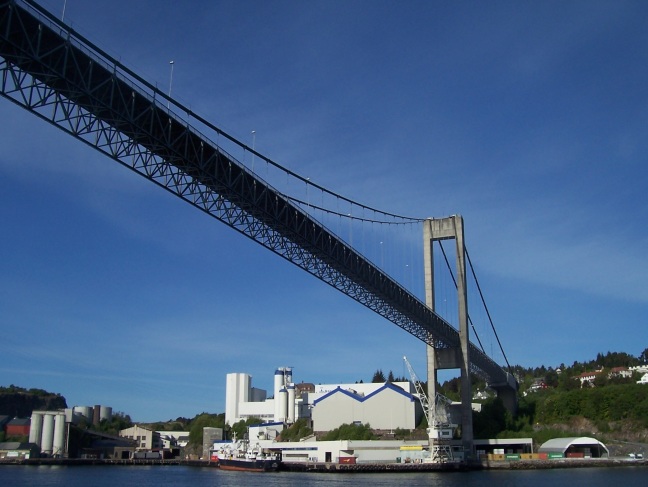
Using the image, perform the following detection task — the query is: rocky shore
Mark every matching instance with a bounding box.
[282,457,648,472]
[483,457,648,470]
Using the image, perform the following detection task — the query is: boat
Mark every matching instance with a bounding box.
[210,439,281,472]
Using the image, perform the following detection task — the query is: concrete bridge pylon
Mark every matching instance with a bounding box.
[423,215,474,458]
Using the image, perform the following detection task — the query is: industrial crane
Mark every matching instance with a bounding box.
[403,356,456,463]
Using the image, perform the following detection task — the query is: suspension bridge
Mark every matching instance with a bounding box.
[0,0,517,454]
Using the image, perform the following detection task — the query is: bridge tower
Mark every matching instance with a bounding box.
[423,215,474,459]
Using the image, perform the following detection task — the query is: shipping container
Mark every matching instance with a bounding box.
[566,452,584,458]
[487,454,506,461]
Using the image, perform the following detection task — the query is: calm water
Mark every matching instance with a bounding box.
[0,465,646,487]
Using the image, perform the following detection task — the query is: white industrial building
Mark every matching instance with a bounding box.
[258,438,431,463]
[225,367,423,432]
[311,383,420,431]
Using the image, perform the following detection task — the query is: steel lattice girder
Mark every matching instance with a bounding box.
[0,0,513,389]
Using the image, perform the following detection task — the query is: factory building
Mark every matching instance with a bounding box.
[119,425,162,450]
[226,367,294,425]
[225,367,423,432]
[28,405,113,457]
[252,436,431,463]
[311,382,420,431]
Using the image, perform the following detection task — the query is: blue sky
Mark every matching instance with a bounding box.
[1,0,647,422]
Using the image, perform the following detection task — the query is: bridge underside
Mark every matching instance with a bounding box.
[0,0,516,392]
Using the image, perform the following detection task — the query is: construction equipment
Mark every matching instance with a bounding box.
[403,356,457,463]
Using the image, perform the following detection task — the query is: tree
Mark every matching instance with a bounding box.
[372,369,386,383]
[593,373,609,388]
[188,413,225,447]
[473,397,510,439]
[94,412,133,435]
[640,348,648,364]
[439,377,460,401]
[230,417,262,441]
[321,423,376,441]
[545,368,559,388]
[148,422,167,432]
[557,371,580,392]
[387,370,395,382]
[279,419,312,442]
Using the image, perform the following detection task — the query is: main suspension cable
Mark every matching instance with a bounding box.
[180,107,425,223]
[284,193,425,225]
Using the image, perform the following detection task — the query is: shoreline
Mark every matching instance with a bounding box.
[282,458,648,472]
[1,457,647,472]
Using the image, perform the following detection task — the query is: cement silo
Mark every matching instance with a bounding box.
[277,387,288,423]
[273,368,285,398]
[29,411,43,445]
[52,413,66,456]
[287,384,296,423]
[73,406,92,421]
[41,413,55,455]
[273,369,285,422]
[100,406,112,422]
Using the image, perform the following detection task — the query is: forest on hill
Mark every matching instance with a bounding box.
[0,385,67,418]
[369,349,648,446]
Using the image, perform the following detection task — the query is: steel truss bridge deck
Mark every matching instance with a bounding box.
[0,0,515,390]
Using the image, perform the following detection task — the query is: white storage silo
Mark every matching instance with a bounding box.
[273,369,285,422]
[73,406,92,420]
[29,412,43,445]
[287,384,296,423]
[273,368,285,398]
[100,406,112,422]
[277,387,288,423]
[41,413,55,455]
[52,414,66,456]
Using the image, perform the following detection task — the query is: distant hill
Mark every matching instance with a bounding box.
[0,385,67,418]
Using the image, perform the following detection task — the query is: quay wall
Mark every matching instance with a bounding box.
[0,457,646,471]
